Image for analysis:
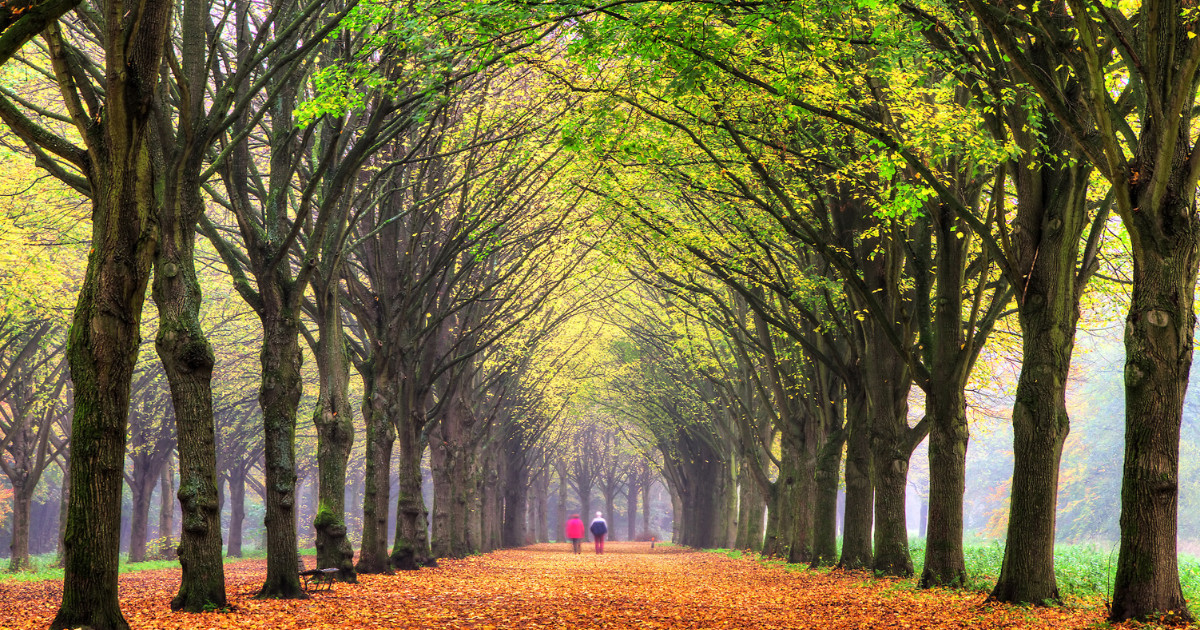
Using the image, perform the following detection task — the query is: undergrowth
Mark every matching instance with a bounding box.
[0,547,316,582]
[709,539,1200,610]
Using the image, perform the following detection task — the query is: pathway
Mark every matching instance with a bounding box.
[0,542,1112,629]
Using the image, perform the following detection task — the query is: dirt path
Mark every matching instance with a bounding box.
[0,542,1112,629]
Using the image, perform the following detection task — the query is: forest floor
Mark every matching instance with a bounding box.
[0,542,1140,629]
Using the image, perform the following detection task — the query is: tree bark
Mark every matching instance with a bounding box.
[1110,201,1199,620]
[739,474,765,552]
[8,484,32,571]
[311,273,356,582]
[601,491,616,542]
[430,392,476,558]
[641,471,651,538]
[555,465,568,542]
[668,440,736,549]
[1108,6,1200,618]
[811,426,844,567]
[501,442,529,548]
[990,139,1090,604]
[356,359,395,574]
[429,428,452,557]
[839,387,873,570]
[154,145,226,609]
[49,4,174,626]
[155,460,175,560]
[50,143,152,628]
[227,466,246,558]
[761,479,783,557]
[391,401,432,570]
[865,329,916,577]
[255,284,306,599]
[916,198,978,589]
[919,385,968,587]
[479,453,502,552]
[533,468,549,543]
[626,476,640,543]
[127,470,155,563]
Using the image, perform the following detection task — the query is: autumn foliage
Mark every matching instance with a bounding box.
[0,543,1117,629]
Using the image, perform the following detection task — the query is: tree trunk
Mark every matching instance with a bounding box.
[154,178,226,609]
[788,450,817,564]
[761,479,783,557]
[578,485,592,538]
[533,467,549,543]
[641,472,651,538]
[871,445,912,576]
[556,470,568,542]
[311,274,356,582]
[673,451,736,549]
[430,394,476,558]
[1110,202,1199,621]
[916,199,973,589]
[919,385,968,587]
[156,460,176,560]
[431,431,476,558]
[479,457,502,552]
[8,484,32,571]
[127,470,154,563]
[391,405,431,570]
[52,196,153,630]
[812,428,844,567]
[670,489,682,543]
[450,444,477,556]
[764,433,814,564]
[255,285,306,599]
[626,477,639,543]
[469,458,487,551]
[839,388,873,570]
[866,338,915,577]
[602,492,615,542]
[990,152,1089,604]
[430,428,452,557]
[740,477,765,552]
[502,454,529,548]
[50,5,170,619]
[227,467,246,558]
[356,359,395,574]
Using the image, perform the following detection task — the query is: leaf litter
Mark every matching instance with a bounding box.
[0,542,1138,629]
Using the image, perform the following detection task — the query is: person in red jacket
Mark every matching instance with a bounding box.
[565,514,585,554]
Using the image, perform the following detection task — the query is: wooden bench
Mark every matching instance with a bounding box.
[299,567,340,591]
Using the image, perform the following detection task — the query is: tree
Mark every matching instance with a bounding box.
[122,363,175,564]
[0,319,68,571]
[0,1,177,626]
[0,0,79,68]
[961,0,1200,620]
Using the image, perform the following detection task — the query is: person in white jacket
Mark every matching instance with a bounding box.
[589,511,608,554]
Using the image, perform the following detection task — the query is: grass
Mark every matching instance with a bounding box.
[0,547,316,583]
[707,538,1200,609]
[909,539,1121,601]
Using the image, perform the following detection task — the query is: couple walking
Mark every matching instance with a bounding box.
[566,512,608,554]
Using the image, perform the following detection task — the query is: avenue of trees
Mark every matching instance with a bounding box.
[2,0,1200,627]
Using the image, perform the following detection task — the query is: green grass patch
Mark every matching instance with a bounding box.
[0,547,316,583]
[706,538,1200,609]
